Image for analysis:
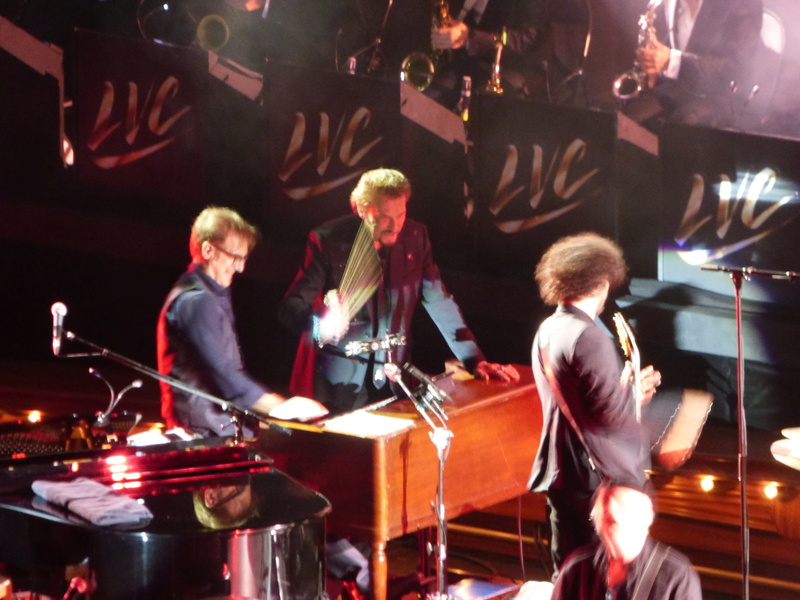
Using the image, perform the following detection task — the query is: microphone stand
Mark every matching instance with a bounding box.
[699,264,800,600]
[60,329,289,442]
[427,424,454,600]
[345,0,394,75]
[386,362,454,600]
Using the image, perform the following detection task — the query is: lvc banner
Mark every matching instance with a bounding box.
[74,30,208,209]
[469,94,619,277]
[262,62,401,242]
[660,124,800,306]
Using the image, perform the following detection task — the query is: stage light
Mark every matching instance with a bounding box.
[27,410,42,423]
[62,134,73,166]
[764,481,779,499]
[700,475,715,492]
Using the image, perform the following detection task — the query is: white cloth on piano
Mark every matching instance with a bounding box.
[31,477,153,527]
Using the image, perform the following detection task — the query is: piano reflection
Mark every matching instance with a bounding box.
[0,418,331,600]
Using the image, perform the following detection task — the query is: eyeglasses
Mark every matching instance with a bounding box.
[211,243,249,265]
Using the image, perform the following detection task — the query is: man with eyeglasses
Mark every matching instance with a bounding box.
[157,206,327,437]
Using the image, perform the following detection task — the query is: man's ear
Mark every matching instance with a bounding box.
[203,488,218,507]
[200,241,214,261]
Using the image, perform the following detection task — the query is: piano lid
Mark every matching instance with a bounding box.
[0,459,331,600]
[0,434,270,494]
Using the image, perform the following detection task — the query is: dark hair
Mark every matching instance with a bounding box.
[535,232,628,305]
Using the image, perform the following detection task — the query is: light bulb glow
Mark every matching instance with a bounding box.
[764,482,779,500]
[700,476,715,492]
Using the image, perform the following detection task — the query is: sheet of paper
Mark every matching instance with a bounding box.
[323,410,414,437]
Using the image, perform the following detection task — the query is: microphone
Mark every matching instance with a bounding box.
[90,368,144,428]
[51,302,67,356]
[402,362,452,404]
[384,363,445,427]
[96,378,144,428]
[383,362,401,383]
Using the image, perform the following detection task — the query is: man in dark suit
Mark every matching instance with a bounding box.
[528,232,661,573]
[278,168,518,414]
[624,0,763,127]
[423,0,550,108]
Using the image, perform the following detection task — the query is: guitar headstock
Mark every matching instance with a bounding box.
[613,312,633,359]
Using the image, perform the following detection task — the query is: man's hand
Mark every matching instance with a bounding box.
[621,363,662,406]
[267,396,329,422]
[637,38,671,75]
[474,361,520,383]
[638,365,661,404]
[316,290,348,346]
[431,20,469,50]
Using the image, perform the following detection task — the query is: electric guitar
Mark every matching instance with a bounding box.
[613,311,642,421]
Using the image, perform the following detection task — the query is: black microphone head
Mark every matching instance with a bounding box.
[402,362,417,375]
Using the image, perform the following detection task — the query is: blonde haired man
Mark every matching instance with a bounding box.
[158,206,326,437]
[279,168,518,414]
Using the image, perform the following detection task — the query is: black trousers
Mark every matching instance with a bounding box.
[547,487,598,577]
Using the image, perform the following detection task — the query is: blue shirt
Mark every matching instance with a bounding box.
[157,263,266,436]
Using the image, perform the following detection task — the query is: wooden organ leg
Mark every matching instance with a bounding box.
[371,538,388,600]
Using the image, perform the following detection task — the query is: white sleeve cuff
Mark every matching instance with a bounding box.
[664,48,682,80]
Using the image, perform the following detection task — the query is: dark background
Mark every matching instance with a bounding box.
[3,0,800,433]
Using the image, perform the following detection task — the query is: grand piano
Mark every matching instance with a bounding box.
[0,422,331,600]
[0,366,540,600]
